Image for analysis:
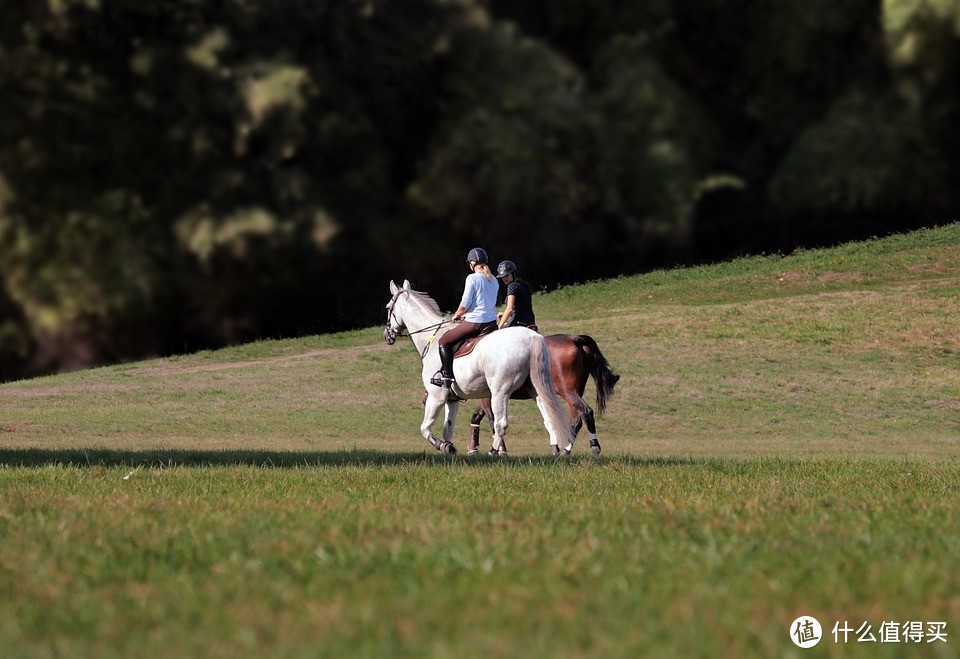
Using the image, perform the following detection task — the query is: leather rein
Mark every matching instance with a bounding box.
[384,291,449,359]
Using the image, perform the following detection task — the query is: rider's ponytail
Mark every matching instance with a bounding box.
[478,264,494,282]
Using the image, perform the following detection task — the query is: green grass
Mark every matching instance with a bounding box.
[2,224,960,657]
[2,458,958,658]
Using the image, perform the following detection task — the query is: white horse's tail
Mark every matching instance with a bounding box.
[529,334,576,451]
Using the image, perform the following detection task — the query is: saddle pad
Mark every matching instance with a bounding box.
[453,333,488,359]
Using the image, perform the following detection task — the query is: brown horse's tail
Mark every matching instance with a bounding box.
[574,335,620,416]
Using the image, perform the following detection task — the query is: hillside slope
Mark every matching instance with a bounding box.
[3,224,959,459]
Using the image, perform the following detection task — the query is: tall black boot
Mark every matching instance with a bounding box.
[431,344,456,388]
[439,344,455,385]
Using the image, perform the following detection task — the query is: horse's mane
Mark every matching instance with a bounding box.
[407,289,443,319]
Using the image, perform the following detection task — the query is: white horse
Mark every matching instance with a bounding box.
[384,280,575,455]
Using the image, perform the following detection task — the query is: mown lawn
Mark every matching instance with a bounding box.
[2,457,958,658]
[2,224,960,657]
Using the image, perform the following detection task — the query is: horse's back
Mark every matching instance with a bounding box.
[478,326,538,354]
[463,326,539,394]
[543,334,594,396]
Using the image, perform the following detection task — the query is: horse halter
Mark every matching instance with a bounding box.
[383,290,405,345]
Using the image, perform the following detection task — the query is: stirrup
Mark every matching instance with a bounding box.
[430,372,455,388]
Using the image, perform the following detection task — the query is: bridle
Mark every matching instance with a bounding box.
[384,290,448,359]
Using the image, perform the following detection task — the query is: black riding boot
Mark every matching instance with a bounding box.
[431,344,455,388]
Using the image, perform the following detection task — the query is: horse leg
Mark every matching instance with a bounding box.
[570,417,583,455]
[487,411,506,455]
[558,393,588,456]
[422,396,457,454]
[564,392,600,455]
[470,398,507,455]
[488,417,506,456]
[584,406,601,455]
[468,408,483,455]
[488,408,505,455]
[490,394,510,456]
[442,400,459,444]
[532,393,564,456]
[469,399,492,456]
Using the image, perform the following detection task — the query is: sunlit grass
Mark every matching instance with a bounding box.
[1,458,958,657]
[2,224,960,656]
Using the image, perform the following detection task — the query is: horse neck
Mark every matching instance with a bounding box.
[399,297,446,359]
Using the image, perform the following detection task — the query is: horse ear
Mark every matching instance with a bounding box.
[402,279,412,291]
[389,281,399,296]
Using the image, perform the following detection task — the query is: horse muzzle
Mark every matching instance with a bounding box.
[383,328,397,345]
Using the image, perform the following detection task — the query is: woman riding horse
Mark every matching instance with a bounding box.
[496,259,537,332]
[431,247,498,392]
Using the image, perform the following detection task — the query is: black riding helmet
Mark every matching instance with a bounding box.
[496,260,517,278]
[466,247,488,264]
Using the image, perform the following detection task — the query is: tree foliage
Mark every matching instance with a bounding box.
[1,0,958,379]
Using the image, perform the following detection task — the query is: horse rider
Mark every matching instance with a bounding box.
[496,259,537,331]
[431,247,499,390]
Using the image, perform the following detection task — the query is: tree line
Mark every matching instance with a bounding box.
[1,0,957,380]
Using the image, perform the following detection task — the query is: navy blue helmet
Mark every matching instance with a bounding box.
[466,247,488,264]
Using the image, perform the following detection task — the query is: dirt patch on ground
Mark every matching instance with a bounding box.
[4,384,129,398]
[136,345,380,375]
[775,270,866,284]
[1,422,43,433]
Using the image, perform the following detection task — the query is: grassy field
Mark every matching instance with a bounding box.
[2,224,960,657]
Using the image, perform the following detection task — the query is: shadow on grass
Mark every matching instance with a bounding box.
[0,448,702,469]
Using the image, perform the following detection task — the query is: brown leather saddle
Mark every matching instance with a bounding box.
[452,322,541,358]
[451,323,498,359]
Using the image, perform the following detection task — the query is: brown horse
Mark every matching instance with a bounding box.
[468,334,619,456]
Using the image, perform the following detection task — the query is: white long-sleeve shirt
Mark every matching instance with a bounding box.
[459,272,499,323]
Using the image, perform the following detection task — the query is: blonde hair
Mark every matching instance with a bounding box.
[477,263,494,282]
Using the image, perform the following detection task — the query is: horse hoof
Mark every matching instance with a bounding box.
[468,449,479,456]
[442,442,457,455]
[590,443,602,455]
[563,448,571,457]
[550,445,560,456]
